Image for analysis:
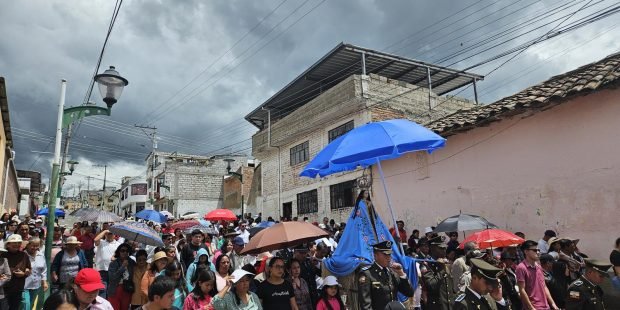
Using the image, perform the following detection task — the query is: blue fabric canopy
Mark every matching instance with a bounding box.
[36,207,65,217]
[300,119,445,178]
[323,201,419,291]
[135,209,167,223]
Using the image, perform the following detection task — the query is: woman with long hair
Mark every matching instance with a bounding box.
[164,260,189,310]
[213,240,233,265]
[108,243,135,310]
[212,269,262,310]
[354,190,378,239]
[184,269,216,310]
[215,254,233,292]
[130,249,149,309]
[287,259,312,310]
[140,251,168,298]
[256,257,298,310]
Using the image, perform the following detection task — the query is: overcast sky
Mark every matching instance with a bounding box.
[1,0,619,194]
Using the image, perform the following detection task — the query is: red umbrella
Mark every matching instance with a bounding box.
[204,209,237,221]
[240,222,329,255]
[459,229,525,249]
[170,220,200,230]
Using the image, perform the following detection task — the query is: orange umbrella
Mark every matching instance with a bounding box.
[241,222,329,255]
[204,209,237,221]
[459,229,525,249]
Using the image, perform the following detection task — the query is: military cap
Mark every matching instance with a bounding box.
[470,258,504,284]
[584,258,612,277]
[293,243,309,252]
[429,236,447,248]
[372,240,393,254]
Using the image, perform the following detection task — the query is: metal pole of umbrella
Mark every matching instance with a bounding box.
[376,159,405,255]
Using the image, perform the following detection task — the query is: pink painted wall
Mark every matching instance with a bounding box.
[372,88,620,259]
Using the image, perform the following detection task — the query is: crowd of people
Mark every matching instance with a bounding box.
[0,205,617,310]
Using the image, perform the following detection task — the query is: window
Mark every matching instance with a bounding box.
[297,189,318,214]
[328,120,354,142]
[290,141,309,166]
[330,180,356,210]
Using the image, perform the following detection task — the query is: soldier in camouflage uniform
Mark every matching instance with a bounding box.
[565,259,612,310]
[357,241,414,310]
[453,259,510,310]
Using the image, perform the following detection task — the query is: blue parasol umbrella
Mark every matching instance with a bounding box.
[300,119,446,244]
[36,207,65,217]
[135,209,167,223]
[256,221,275,228]
[300,119,446,287]
[109,221,164,247]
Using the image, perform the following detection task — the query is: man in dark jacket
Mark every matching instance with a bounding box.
[357,241,414,310]
[180,229,206,269]
[423,238,455,310]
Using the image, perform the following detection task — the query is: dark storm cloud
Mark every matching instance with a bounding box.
[1,0,618,186]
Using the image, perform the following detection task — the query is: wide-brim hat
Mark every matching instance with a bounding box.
[547,237,560,247]
[65,236,82,245]
[151,251,168,263]
[5,234,23,243]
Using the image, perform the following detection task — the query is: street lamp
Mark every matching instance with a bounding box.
[223,159,244,217]
[59,160,79,176]
[94,66,129,109]
[45,69,129,294]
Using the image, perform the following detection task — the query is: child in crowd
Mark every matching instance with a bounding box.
[183,269,216,310]
[316,276,345,310]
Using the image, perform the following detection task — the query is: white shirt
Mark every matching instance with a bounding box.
[236,228,250,244]
[537,238,549,254]
[95,239,120,271]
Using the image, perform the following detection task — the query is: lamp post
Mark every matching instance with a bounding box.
[45,67,128,295]
[224,159,244,218]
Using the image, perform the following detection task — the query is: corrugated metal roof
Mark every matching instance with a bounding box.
[427,51,620,136]
[245,43,484,128]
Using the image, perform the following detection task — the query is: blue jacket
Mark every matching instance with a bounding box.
[185,248,214,291]
[50,249,88,283]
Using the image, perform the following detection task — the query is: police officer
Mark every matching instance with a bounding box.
[565,258,612,310]
[358,240,414,310]
[453,258,510,310]
[423,237,455,310]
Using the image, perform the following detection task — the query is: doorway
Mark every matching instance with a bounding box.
[282,202,292,221]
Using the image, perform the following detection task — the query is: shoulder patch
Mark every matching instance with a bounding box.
[361,265,371,271]
[455,294,465,302]
[569,290,580,300]
[572,280,583,287]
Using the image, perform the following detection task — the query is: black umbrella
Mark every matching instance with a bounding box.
[433,214,498,233]
[249,226,266,239]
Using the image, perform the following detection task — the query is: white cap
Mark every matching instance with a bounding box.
[424,227,433,234]
[231,269,254,283]
[320,275,341,288]
[318,223,326,229]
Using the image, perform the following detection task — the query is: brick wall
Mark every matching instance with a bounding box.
[251,73,474,220]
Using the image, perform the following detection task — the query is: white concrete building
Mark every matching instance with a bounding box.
[17,177,30,216]
[118,176,148,217]
[146,152,247,217]
[245,43,481,222]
